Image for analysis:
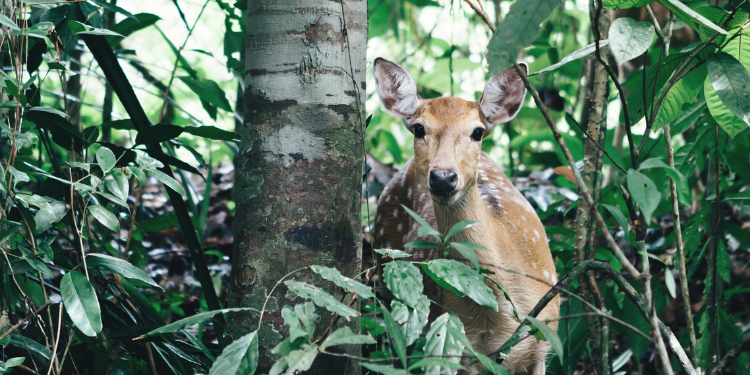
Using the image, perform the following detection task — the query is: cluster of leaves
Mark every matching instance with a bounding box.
[0,0,246,374]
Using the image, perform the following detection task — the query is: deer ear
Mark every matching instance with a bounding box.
[479,63,528,133]
[374,57,422,124]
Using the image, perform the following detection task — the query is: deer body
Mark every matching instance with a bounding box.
[372,58,559,374]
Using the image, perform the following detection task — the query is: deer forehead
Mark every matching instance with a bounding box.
[414,97,485,130]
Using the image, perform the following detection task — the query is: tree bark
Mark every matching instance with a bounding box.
[228,0,366,372]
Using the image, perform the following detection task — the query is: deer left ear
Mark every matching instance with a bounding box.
[479,63,528,134]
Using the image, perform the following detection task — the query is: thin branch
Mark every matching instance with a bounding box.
[711,333,750,375]
[463,0,496,32]
[570,117,627,174]
[0,300,51,342]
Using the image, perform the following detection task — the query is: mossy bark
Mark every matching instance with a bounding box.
[228,1,366,372]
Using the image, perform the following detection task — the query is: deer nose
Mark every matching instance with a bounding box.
[429,169,458,196]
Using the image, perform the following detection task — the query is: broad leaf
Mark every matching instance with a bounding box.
[603,0,653,10]
[609,18,654,64]
[444,220,479,241]
[96,147,116,173]
[282,305,307,342]
[706,51,750,137]
[374,248,412,258]
[423,259,498,311]
[391,295,430,345]
[208,330,258,375]
[487,0,563,73]
[269,344,318,375]
[421,313,468,375]
[285,281,358,319]
[320,326,376,349]
[665,267,677,298]
[602,203,630,242]
[294,302,318,338]
[401,204,441,241]
[85,253,161,289]
[449,241,487,270]
[652,63,707,133]
[104,169,129,202]
[659,0,728,36]
[310,265,375,299]
[179,78,232,112]
[61,271,102,337]
[88,205,120,232]
[360,363,408,375]
[626,169,661,224]
[383,261,424,307]
[381,302,408,368]
[639,158,690,204]
[68,21,124,37]
[183,126,240,142]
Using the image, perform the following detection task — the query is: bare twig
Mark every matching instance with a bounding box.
[711,333,750,375]
[0,300,51,342]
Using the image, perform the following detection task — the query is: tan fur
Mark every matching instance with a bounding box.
[373,95,559,374]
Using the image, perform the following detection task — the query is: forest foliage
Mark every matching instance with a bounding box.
[1,0,750,374]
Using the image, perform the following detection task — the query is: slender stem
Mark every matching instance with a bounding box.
[46,302,64,375]
[639,240,674,375]
[0,300,51,342]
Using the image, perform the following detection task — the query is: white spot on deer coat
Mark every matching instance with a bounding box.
[543,269,550,280]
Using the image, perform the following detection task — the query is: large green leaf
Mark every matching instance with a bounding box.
[383,261,424,307]
[310,265,375,299]
[269,344,318,375]
[423,259,498,311]
[285,281,358,319]
[624,52,694,125]
[639,158,690,204]
[421,313,468,375]
[487,0,562,73]
[626,169,661,223]
[208,330,258,375]
[652,63,707,132]
[658,0,728,36]
[381,302,408,368]
[96,147,116,173]
[85,253,161,289]
[88,205,120,232]
[104,169,129,202]
[61,271,102,337]
[609,17,654,64]
[706,51,750,138]
[603,0,653,9]
[391,295,430,346]
[147,169,186,196]
[282,305,307,342]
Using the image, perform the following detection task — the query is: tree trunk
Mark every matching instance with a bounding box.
[227,0,366,372]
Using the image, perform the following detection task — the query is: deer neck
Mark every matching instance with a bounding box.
[432,184,497,247]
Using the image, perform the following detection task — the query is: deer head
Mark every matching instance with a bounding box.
[373,57,527,206]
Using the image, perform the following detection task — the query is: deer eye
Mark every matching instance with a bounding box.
[471,128,484,141]
[413,124,425,139]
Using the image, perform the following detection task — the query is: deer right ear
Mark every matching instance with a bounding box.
[374,58,421,124]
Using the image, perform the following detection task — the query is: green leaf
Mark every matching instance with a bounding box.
[658,0,728,35]
[383,261,424,307]
[423,259,498,311]
[126,166,148,188]
[139,211,179,232]
[373,248,412,258]
[85,253,161,289]
[639,158,690,204]
[178,78,232,112]
[665,267,677,298]
[401,204,441,241]
[724,190,750,201]
[706,51,750,137]
[487,0,562,74]
[208,330,258,375]
[282,305,307,342]
[421,313,468,374]
[444,220,479,241]
[104,170,129,202]
[140,307,258,338]
[404,240,439,249]
[473,352,509,374]
[449,241,487,270]
[285,281,358,319]
[67,161,91,172]
[96,147,116,173]
[0,14,20,31]
[68,20,125,37]
[652,63,707,133]
[61,271,102,337]
[602,203,630,242]
[603,0,654,10]
[391,295,430,345]
[534,40,609,74]
[88,205,120,232]
[8,166,28,188]
[269,344,318,375]
[320,326,376,349]
[360,363,407,375]
[310,265,375,299]
[408,358,465,371]
[183,126,240,142]
[525,316,563,365]
[26,258,53,277]
[135,124,184,145]
[609,17,655,64]
[108,13,160,44]
[380,302,408,368]
[624,52,694,126]
[294,302,318,342]
[626,169,661,224]
[147,169,186,196]
[1,357,25,369]
[96,191,129,209]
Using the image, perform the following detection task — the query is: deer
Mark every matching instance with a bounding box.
[372,57,559,375]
